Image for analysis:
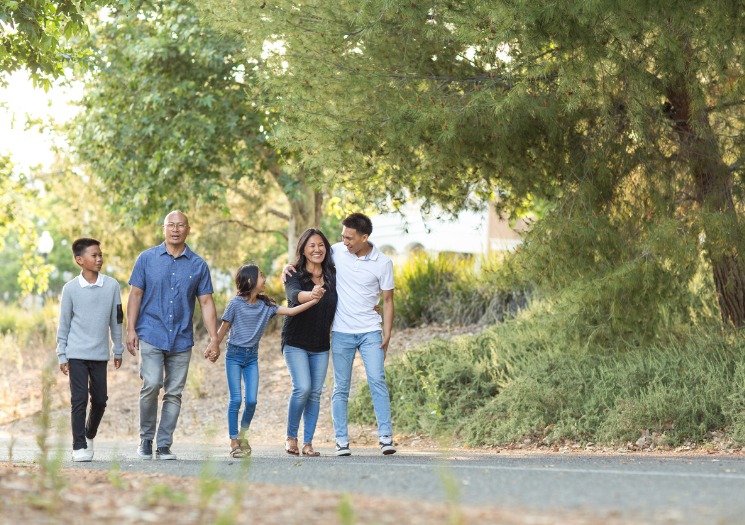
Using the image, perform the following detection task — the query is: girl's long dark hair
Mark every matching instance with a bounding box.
[293,228,335,286]
[235,264,276,306]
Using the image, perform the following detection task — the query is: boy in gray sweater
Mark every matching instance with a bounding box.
[56,238,124,462]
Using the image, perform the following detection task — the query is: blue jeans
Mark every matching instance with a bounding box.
[139,341,191,449]
[225,343,259,439]
[331,331,392,444]
[284,345,329,443]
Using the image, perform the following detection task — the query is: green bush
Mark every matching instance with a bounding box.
[393,252,528,328]
[0,303,58,348]
[350,308,745,447]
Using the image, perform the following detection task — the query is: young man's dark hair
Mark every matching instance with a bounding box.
[72,238,101,257]
[341,213,373,236]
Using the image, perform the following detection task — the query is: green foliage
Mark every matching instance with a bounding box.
[0,303,58,347]
[393,252,528,328]
[202,0,745,326]
[0,0,119,89]
[71,0,265,227]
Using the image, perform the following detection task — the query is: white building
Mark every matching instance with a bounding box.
[370,201,524,257]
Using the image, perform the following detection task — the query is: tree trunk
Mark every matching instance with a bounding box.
[287,176,324,260]
[667,79,745,327]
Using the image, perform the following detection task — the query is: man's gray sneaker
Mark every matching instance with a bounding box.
[156,446,177,460]
[138,439,153,459]
[335,442,352,456]
[379,436,396,455]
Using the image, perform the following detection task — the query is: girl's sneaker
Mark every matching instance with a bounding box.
[72,448,94,462]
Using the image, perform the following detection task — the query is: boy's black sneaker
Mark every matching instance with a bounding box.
[156,447,177,460]
[335,442,352,456]
[137,439,153,459]
[379,436,397,455]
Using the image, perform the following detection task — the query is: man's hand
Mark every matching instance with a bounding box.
[204,340,220,363]
[280,264,297,284]
[60,363,69,375]
[114,358,122,369]
[126,328,139,356]
[310,284,326,300]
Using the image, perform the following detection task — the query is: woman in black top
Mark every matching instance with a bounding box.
[282,228,338,456]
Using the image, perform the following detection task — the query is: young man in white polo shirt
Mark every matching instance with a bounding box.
[331,213,396,456]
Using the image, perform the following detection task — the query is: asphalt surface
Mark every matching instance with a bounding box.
[3,438,745,524]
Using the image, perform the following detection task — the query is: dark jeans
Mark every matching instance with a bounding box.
[68,359,108,450]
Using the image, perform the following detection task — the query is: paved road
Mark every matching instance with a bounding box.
[3,438,744,524]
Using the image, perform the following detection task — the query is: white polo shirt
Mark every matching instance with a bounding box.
[331,242,394,334]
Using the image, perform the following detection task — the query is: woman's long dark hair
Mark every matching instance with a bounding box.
[235,264,276,306]
[293,228,335,287]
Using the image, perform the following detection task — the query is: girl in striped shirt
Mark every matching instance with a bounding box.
[204,264,324,458]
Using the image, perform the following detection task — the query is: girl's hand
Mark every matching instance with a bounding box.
[114,358,122,369]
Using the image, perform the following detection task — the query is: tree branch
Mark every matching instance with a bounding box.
[208,219,288,240]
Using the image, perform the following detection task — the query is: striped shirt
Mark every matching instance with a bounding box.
[222,296,279,347]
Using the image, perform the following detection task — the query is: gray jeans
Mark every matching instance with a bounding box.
[139,340,191,449]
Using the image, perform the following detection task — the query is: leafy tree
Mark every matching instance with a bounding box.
[70,0,327,258]
[202,0,745,328]
[0,0,123,88]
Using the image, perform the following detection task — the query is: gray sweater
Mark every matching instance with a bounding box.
[56,274,124,364]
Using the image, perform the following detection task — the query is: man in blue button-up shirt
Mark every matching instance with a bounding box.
[126,210,217,460]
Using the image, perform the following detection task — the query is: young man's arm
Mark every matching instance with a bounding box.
[110,282,124,369]
[126,285,143,356]
[381,289,394,359]
[56,285,72,374]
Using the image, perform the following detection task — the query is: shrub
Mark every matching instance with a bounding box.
[350,307,745,447]
[393,252,529,328]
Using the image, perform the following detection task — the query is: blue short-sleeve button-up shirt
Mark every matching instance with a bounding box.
[128,243,213,352]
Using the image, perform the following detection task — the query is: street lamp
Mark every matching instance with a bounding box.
[37,231,54,262]
[37,231,54,307]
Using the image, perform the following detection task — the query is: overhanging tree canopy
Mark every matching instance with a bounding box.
[202,0,745,327]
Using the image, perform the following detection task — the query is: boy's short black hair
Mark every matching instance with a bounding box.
[342,213,373,236]
[72,237,101,257]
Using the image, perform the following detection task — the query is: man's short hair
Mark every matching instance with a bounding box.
[342,213,373,236]
[72,237,100,257]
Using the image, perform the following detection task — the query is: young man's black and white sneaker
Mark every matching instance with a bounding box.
[379,436,396,455]
[335,442,352,456]
[137,439,153,459]
[156,446,177,460]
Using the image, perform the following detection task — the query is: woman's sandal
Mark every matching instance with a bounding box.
[230,445,248,458]
[302,443,320,457]
[285,437,299,456]
[238,438,251,453]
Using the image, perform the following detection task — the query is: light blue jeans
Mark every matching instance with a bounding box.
[139,341,192,449]
[284,345,330,444]
[331,331,392,445]
[225,343,259,439]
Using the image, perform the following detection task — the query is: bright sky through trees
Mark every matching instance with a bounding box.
[0,71,82,171]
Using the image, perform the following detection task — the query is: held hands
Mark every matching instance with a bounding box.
[310,284,326,300]
[204,340,220,363]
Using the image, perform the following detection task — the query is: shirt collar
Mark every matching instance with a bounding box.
[342,241,380,261]
[77,273,104,288]
[158,242,192,259]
